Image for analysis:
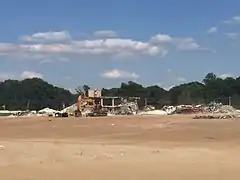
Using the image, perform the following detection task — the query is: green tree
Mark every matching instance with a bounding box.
[203,73,217,85]
[2,72,240,110]
[0,78,75,110]
[75,85,91,96]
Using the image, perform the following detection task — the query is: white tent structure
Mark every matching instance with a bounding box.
[60,104,76,114]
[38,107,59,115]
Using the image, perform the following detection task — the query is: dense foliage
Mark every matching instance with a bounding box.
[0,78,76,110]
[102,73,240,108]
[1,73,240,110]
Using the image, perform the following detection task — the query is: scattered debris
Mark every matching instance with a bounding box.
[192,103,238,119]
[92,153,114,160]
[194,113,236,119]
[138,110,167,115]
[3,86,240,120]
[161,102,239,119]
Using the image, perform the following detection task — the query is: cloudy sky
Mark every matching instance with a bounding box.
[0,0,240,91]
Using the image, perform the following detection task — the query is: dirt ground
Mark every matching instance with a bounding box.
[0,115,240,180]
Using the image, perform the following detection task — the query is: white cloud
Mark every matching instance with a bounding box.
[0,72,15,81]
[219,73,234,79]
[20,71,43,79]
[177,38,201,50]
[225,32,238,39]
[207,27,218,34]
[151,34,173,43]
[167,68,172,73]
[93,30,118,38]
[151,34,205,51]
[155,82,163,87]
[0,31,168,61]
[68,88,76,94]
[0,71,43,81]
[101,69,140,79]
[20,31,71,43]
[233,16,240,22]
[163,85,175,90]
[0,43,19,55]
[39,59,53,64]
[0,30,210,62]
[39,57,70,64]
[63,76,72,80]
[223,16,240,24]
[177,77,187,82]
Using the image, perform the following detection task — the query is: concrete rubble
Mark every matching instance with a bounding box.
[162,103,239,119]
[138,102,239,119]
[2,90,240,120]
[106,101,139,116]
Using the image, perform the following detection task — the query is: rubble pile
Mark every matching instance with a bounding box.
[121,102,139,115]
[193,103,239,119]
[161,105,202,115]
[193,114,236,119]
[162,106,177,115]
[109,101,139,115]
[154,102,239,119]
[175,105,203,114]
[5,94,239,119]
[143,105,155,111]
[203,103,237,114]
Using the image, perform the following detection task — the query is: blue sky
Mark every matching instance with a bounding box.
[0,0,240,91]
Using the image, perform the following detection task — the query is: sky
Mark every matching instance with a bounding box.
[0,0,240,92]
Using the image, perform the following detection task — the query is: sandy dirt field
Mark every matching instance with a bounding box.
[0,115,240,180]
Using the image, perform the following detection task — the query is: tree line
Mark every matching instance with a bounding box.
[1,73,240,110]
[0,78,76,111]
[102,73,240,108]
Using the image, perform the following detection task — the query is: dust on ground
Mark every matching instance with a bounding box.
[0,115,240,180]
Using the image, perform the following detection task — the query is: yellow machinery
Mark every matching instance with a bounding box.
[74,89,107,117]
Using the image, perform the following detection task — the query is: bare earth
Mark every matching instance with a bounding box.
[1,115,240,180]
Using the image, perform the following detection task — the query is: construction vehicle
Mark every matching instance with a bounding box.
[74,89,108,117]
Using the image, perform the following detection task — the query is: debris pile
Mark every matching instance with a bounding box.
[193,103,239,119]
[162,106,177,115]
[138,109,167,115]
[161,105,200,115]
[119,101,139,115]
[175,105,203,114]
[203,103,237,114]
[107,101,139,116]
[143,105,155,111]
[193,114,236,119]
[2,86,240,120]
[159,103,239,119]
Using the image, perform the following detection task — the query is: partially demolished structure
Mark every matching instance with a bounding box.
[69,89,140,117]
[4,87,240,120]
[44,99,240,119]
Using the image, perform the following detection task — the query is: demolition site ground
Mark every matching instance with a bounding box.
[0,115,240,180]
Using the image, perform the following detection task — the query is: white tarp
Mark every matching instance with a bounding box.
[60,104,76,113]
[38,107,59,114]
[138,110,168,115]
